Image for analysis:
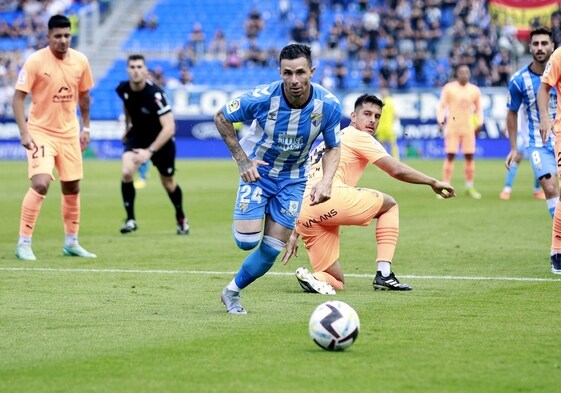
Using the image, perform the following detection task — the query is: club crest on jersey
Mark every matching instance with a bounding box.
[226,98,241,114]
[238,201,249,213]
[311,113,323,127]
[268,111,277,121]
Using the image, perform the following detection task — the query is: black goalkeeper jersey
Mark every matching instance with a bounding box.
[116,79,172,147]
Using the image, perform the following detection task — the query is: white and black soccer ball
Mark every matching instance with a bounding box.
[309,301,360,351]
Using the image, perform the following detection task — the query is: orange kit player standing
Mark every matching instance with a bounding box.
[436,64,484,199]
[13,15,96,260]
[537,46,561,274]
[281,94,455,293]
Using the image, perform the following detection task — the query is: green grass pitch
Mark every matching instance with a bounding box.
[0,158,560,393]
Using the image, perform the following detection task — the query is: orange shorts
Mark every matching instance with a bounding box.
[27,132,83,181]
[295,184,384,272]
[444,132,476,155]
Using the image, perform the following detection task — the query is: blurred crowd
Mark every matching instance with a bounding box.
[0,0,558,117]
[168,0,536,92]
[0,0,107,116]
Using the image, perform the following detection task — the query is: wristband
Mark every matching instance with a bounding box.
[82,127,90,132]
[148,146,157,154]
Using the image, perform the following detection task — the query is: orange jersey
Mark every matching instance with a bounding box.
[436,81,483,134]
[542,47,561,133]
[307,125,390,188]
[15,47,94,139]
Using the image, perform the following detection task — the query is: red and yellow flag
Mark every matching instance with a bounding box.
[488,0,560,40]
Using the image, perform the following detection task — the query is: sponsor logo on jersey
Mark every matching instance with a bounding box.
[17,70,26,84]
[53,86,73,102]
[544,61,552,77]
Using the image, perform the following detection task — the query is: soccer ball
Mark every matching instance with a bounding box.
[309,300,360,351]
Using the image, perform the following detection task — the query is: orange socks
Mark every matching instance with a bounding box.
[465,159,475,184]
[552,201,561,253]
[376,205,399,262]
[62,193,80,236]
[313,271,344,291]
[19,188,45,238]
[443,159,454,184]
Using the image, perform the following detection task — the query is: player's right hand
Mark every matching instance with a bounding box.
[504,149,518,169]
[20,132,36,151]
[432,180,455,198]
[281,232,299,265]
[540,118,553,144]
[238,158,268,182]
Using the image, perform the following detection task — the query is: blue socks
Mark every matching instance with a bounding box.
[504,162,518,188]
[234,235,285,289]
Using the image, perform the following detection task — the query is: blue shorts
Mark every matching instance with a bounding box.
[526,146,556,180]
[233,175,307,230]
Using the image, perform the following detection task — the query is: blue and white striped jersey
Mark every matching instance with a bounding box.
[507,64,556,148]
[222,80,341,179]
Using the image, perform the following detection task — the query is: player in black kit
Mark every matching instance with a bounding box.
[116,54,189,235]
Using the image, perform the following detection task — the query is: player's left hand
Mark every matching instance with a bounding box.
[474,124,483,135]
[281,232,299,265]
[309,181,332,206]
[432,181,455,198]
[132,148,152,164]
[79,130,90,152]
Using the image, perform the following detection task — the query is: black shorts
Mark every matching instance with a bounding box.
[124,139,176,177]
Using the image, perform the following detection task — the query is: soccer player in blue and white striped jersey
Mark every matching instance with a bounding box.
[215,44,342,314]
[505,26,559,218]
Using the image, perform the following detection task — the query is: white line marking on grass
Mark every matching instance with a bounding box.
[1,267,560,282]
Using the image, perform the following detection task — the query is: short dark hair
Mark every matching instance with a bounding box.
[354,94,384,111]
[279,44,312,67]
[48,15,71,30]
[127,54,146,64]
[530,26,552,40]
[455,63,469,74]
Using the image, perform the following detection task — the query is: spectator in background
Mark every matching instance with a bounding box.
[148,65,166,87]
[137,12,158,30]
[279,0,291,20]
[224,42,243,68]
[245,40,266,67]
[551,15,561,49]
[363,6,380,55]
[360,62,374,87]
[166,66,194,90]
[245,9,264,39]
[334,59,347,89]
[396,55,411,90]
[497,18,524,67]
[188,22,205,60]
[176,44,196,68]
[291,20,308,43]
[492,48,511,87]
[379,57,395,88]
[208,28,227,62]
[320,65,336,91]
[472,57,492,87]
[68,11,79,47]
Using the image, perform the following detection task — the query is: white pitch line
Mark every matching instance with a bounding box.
[0,267,560,282]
